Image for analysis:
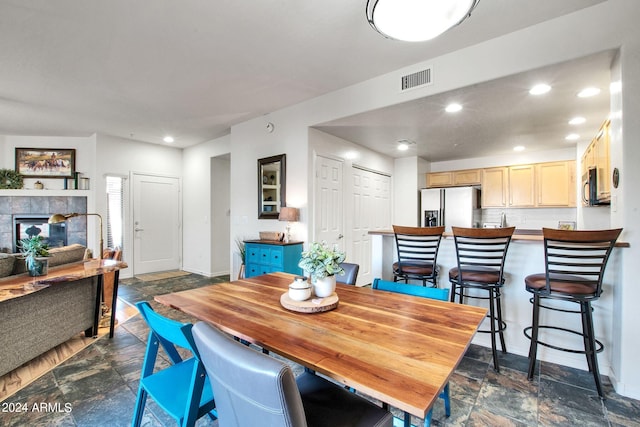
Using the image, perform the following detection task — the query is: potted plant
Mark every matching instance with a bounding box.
[18,235,50,276]
[235,238,246,279]
[298,241,345,297]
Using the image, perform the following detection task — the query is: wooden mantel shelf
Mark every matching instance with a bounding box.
[0,189,90,197]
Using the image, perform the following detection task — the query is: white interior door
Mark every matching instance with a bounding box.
[351,167,391,285]
[132,173,181,274]
[314,156,344,250]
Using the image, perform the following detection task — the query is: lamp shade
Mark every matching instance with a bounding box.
[366,0,480,42]
[278,207,299,222]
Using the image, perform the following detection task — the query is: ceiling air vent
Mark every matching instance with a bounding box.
[401,67,432,91]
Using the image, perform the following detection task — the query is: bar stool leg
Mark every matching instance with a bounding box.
[527,294,540,380]
[582,301,605,399]
[495,288,507,353]
[488,290,500,372]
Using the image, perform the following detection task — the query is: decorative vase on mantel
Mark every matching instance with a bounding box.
[312,275,336,298]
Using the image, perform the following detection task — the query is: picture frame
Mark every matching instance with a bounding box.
[558,221,576,230]
[257,154,286,219]
[15,148,76,178]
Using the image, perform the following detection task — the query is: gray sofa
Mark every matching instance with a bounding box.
[0,244,97,377]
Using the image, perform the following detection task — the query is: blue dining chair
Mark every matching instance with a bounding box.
[132,302,217,427]
[372,278,451,427]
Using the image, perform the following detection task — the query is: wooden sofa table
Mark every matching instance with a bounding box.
[0,259,127,376]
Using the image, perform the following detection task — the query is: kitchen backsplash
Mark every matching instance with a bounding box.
[481,208,577,230]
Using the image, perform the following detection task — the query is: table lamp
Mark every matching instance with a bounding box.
[49,212,104,259]
[278,207,299,243]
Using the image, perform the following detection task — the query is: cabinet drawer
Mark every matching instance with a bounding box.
[269,248,284,266]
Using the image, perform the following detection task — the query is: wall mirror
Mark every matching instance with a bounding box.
[258,154,286,219]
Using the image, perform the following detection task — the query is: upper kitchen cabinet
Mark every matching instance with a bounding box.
[580,119,611,206]
[509,164,536,207]
[426,169,481,188]
[482,161,576,208]
[481,167,508,207]
[537,161,576,207]
[595,121,611,201]
[426,171,453,187]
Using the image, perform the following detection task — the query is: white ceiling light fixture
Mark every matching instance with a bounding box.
[568,116,586,125]
[565,133,580,141]
[445,103,463,113]
[366,0,481,42]
[397,139,416,151]
[577,87,601,98]
[529,83,551,95]
[513,146,525,152]
[163,136,174,143]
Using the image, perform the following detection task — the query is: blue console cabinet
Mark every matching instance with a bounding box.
[244,240,303,278]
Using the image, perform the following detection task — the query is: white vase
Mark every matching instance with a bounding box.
[313,275,336,298]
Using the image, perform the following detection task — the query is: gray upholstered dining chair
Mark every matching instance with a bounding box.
[337,262,360,285]
[192,322,393,427]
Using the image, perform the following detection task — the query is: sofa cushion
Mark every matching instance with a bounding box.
[0,254,15,278]
[10,244,88,275]
[48,244,88,267]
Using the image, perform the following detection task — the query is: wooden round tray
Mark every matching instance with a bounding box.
[280,292,339,313]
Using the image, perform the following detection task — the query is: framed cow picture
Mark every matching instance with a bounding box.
[15,148,76,178]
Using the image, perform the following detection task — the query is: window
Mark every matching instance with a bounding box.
[106,176,124,250]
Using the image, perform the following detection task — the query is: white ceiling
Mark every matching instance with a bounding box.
[0,0,609,161]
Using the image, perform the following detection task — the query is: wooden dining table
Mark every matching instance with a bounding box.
[155,272,487,420]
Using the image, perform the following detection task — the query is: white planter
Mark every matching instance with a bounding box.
[313,275,336,298]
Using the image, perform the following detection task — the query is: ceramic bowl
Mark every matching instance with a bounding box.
[289,278,312,301]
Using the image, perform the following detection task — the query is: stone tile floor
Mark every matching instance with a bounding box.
[2,273,639,426]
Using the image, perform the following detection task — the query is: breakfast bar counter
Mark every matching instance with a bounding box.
[369,228,626,377]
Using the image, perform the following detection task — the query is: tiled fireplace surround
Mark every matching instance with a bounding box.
[0,195,87,253]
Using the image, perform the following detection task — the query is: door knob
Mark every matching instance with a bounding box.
[135,227,144,232]
[337,234,344,239]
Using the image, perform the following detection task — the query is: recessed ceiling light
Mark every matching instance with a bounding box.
[445,103,462,113]
[513,146,525,152]
[568,117,586,125]
[577,87,601,98]
[397,139,415,151]
[529,84,551,95]
[163,136,174,143]
[565,133,580,141]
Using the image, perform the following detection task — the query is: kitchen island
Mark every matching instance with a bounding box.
[369,229,627,377]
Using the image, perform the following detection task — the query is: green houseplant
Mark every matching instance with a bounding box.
[18,235,51,276]
[298,241,346,298]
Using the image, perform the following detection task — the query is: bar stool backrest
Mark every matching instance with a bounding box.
[392,225,445,274]
[451,227,515,285]
[541,228,622,300]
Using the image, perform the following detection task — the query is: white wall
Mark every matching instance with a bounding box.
[1,134,96,191]
[393,157,421,226]
[182,135,230,276]
[95,134,183,278]
[211,155,230,276]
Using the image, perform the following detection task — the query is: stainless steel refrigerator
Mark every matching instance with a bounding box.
[420,187,480,232]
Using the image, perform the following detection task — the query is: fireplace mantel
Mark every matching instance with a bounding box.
[0,189,90,197]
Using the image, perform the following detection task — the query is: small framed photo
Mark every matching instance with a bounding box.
[15,148,76,178]
[558,221,576,230]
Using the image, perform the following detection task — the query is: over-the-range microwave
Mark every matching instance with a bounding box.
[582,168,610,206]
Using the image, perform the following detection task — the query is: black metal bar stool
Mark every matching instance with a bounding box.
[524,227,622,399]
[392,225,445,287]
[449,226,515,372]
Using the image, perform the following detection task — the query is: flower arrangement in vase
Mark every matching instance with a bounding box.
[18,235,50,276]
[298,241,345,297]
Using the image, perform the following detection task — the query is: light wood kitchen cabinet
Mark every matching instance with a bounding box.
[481,167,508,207]
[508,164,536,207]
[426,168,481,188]
[537,161,576,207]
[453,169,481,186]
[595,120,610,201]
[426,171,453,187]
